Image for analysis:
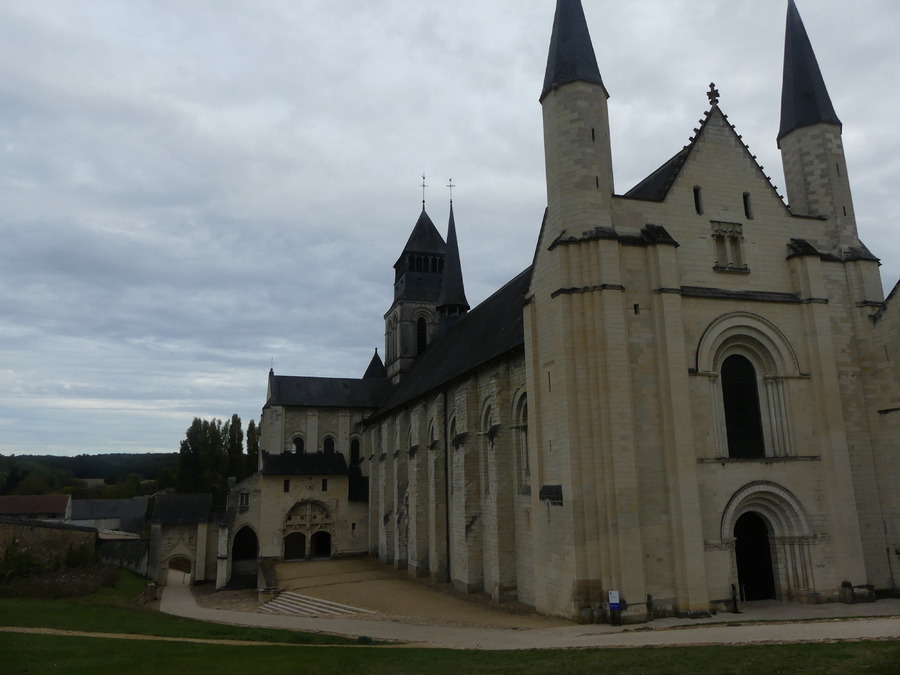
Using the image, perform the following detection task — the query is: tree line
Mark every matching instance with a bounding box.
[0,413,260,505]
[176,414,259,505]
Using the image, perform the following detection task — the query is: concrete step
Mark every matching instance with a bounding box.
[259,591,376,618]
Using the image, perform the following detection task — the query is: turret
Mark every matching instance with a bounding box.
[541,0,614,234]
[778,0,860,253]
[436,201,469,338]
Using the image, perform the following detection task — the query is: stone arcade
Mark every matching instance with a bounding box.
[218,0,900,623]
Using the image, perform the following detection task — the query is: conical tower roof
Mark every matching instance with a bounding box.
[397,207,446,261]
[541,0,605,101]
[778,0,841,142]
[437,202,469,311]
[363,349,388,379]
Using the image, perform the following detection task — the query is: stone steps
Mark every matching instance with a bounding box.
[259,591,377,618]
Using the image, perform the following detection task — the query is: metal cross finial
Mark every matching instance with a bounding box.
[421,173,428,205]
[447,178,455,202]
[708,82,720,106]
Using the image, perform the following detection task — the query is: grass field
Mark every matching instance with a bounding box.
[0,570,898,674]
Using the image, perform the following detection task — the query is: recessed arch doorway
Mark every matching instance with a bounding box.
[284,532,307,560]
[734,512,777,601]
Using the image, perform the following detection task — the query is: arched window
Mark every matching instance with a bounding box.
[323,436,335,454]
[722,354,765,458]
[293,437,304,454]
[350,438,361,466]
[515,395,529,484]
[416,317,427,355]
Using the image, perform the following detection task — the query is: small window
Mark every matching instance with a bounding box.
[323,436,335,454]
[293,437,304,454]
[693,186,704,215]
[350,438,361,466]
[321,479,328,492]
[416,317,427,355]
[743,192,753,219]
[283,479,290,493]
[239,492,249,508]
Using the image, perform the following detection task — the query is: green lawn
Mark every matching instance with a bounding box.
[0,569,357,645]
[1,570,897,674]
[1,634,898,675]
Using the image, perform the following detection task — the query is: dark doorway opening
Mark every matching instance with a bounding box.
[735,512,776,601]
[284,532,306,560]
[232,527,258,560]
[311,531,332,558]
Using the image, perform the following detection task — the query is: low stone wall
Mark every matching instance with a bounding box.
[0,516,97,570]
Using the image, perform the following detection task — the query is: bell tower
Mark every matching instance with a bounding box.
[384,200,446,383]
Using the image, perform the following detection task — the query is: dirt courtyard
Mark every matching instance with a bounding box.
[195,558,571,629]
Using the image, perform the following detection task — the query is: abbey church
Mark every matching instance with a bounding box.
[212,0,899,623]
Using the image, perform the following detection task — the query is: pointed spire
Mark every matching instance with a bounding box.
[541,0,605,101]
[363,348,387,379]
[778,0,841,142]
[437,201,469,312]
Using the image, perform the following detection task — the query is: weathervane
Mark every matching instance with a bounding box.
[447,178,455,203]
[421,173,428,206]
[707,82,720,106]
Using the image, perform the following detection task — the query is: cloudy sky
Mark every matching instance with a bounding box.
[1,0,897,457]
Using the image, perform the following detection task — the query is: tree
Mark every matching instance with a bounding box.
[246,419,260,476]
[224,414,244,481]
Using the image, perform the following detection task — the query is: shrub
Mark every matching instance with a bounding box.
[0,542,43,583]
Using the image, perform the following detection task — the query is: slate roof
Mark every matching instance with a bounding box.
[373,267,532,418]
[150,493,212,524]
[396,208,446,261]
[363,349,388,379]
[261,451,349,476]
[437,202,469,310]
[541,0,605,100]
[625,147,691,201]
[266,374,391,409]
[0,494,70,516]
[778,0,841,142]
[71,497,149,533]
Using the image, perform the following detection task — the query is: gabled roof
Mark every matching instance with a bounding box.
[373,267,532,418]
[266,375,390,409]
[624,104,784,206]
[778,0,841,142]
[396,208,446,264]
[541,0,606,101]
[261,451,348,476]
[150,493,212,524]
[0,494,70,516]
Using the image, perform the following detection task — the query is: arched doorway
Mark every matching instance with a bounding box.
[734,512,776,601]
[167,556,192,585]
[284,532,307,560]
[310,531,331,558]
[232,527,258,560]
[230,527,258,586]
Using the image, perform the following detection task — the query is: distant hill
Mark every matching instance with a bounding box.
[0,453,178,496]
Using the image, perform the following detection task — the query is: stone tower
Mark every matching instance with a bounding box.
[778,0,860,256]
[384,207,446,382]
[525,0,651,621]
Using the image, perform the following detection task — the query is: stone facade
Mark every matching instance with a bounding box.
[224,0,899,621]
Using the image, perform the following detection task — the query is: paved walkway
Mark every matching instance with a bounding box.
[160,582,900,650]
